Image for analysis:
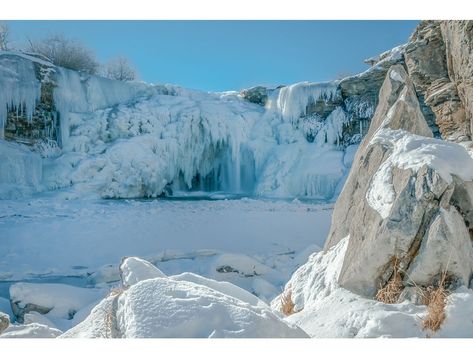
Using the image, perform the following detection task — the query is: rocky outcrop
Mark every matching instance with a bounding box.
[324,64,473,298]
[405,20,473,142]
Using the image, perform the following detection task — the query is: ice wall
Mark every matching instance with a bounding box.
[0,140,42,199]
[53,67,151,146]
[0,53,41,138]
[0,52,363,200]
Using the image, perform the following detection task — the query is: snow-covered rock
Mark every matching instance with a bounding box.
[9,282,105,330]
[62,259,308,338]
[119,256,167,287]
[272,237,473,338]
[0,323,62,338]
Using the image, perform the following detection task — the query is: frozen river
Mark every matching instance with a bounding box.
[0,196,333,302]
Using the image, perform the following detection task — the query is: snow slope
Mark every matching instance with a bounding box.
[272,236,473,338]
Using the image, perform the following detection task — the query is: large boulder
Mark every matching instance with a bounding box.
[324,64,473,298]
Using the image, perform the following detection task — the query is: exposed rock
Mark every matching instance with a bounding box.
[325,64,433,250]
[0,312,9,334]
[324,63,473,299]
[405,20,472,141]
[441,21,473,139]
[240,86,270,106]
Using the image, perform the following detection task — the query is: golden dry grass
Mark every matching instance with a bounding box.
[376,258,403,304]
[281,291,298,316]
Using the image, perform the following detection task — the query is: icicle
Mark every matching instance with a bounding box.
[0,54,41,138]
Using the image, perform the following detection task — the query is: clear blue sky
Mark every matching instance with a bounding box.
[8,21,419,92]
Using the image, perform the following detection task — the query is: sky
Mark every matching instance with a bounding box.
[7,21,419,92]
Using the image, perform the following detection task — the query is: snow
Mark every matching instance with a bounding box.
[0,52,41,137]
[367,128,473,218]
[9,282,105,331]
[0,322,62,338]
[120,257,166,287]
[272,237,473,338]
[0,197,333,301]
[62,273,308,338]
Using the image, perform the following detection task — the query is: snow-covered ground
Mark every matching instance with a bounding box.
[0,195,332,326]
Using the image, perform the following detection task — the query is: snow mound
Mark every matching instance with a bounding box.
[10,282,105,331]
[62,257,307,338]
[272,237,473,337]
[0,323,62,338]
[120,256,166,287]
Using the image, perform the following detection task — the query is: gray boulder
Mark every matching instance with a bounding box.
[324,63,473,298]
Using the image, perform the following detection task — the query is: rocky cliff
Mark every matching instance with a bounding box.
[323,20,473,299]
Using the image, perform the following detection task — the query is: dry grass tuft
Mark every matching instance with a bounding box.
[421,285,448,332]
[376,257,403,304]
[281,291,298,316]
[420,271,450,333]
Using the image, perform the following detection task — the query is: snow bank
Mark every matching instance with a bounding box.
[10,282,105,331]
[0,323,62,338]
[0,139,42,199]
[272,237,473,337]
[62,257,307,338]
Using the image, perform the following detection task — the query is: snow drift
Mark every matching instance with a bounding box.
[62,257,308,338]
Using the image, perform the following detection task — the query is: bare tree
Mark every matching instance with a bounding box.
[104,56,137,81]
[0,22,10,51]
[28,34,99,74]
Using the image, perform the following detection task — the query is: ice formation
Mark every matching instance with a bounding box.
[0,52,42,137]
[266,81,340,123]
[1,52,363,200]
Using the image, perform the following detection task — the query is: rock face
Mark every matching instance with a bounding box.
[324,63,473,298]
[405,20,473,142]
